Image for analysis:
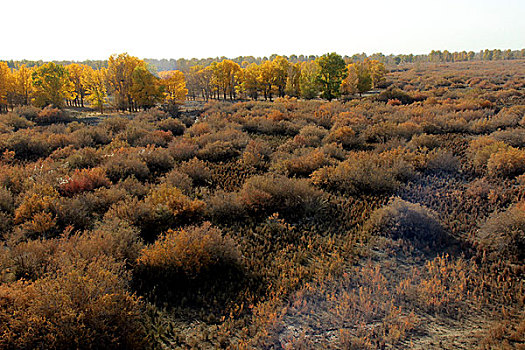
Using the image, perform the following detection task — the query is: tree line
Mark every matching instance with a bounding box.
[3,48,523,72]
[0,54,187,113]
[1,48,523,112]
[0,52,387,112]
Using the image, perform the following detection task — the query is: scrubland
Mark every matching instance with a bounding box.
[0,59,524,349]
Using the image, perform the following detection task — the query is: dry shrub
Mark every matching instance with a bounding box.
[66,147,102,169]
[477,202,525,263]
[311,151,414,194]
[425,149,461,174]
[205,190,245,222]
[14,184,60,239]
[145,183,205,220]
[139,145,174,174]
[164,169,193,195]
[6,130,51,160]
[34,106,72,125]
[0,112,34,130]
[467,136,509,173]
[188,121,212,136]
[365,197,444,247]
[135,129,173,147]
[168,137,199,161]
[134,222,244,308]
[242,139,272,168]
[491,128,525,148]
[0,259,145,350]
[487,147,525,178]
[197,140,239,162]
[274,148,330,177]
[178,158,212,185]
[59,167,111,196]
[293,125,328,147]
[239,174,322,216]
[157,117,185,136]
[408,133,441,150]
[325,125,358,148]
[104,151,150,182]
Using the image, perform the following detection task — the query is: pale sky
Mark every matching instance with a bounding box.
[2,0,524,61]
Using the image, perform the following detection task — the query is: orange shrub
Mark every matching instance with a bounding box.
[487,147,525,178]
[134,222,244,308]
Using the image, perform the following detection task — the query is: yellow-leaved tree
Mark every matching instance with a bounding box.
[66,63,89,107]
[0,62,13,112]
[106,53,142,112]
[130,65,164,110]
[158,70,188,105]
[11,64,33,106]
[82,67,107,113]
[31,62,75,108]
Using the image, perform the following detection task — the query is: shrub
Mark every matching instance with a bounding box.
[293,125,328,147]
[179,158,212,186]
[325,126,358,148]
[467,136,509,173]
[490,128,525,148]
[366,197,444,247]
[487,148,525,178]
[477,202,525,263]
[139,146,174,174]
[59,168,111,196]
[135,130,173,147]
[168,137,199,161]
[34,106,72,125]
[311,151,414,194]
[274,148,331,177]
[0,259,145,349]
[425,149,461,174]
[197,140,239,162]
[376,88,414,105]
[157,117,185,135]
[239,174,322,217]
[0,112,34,131]
[145,183,205,221]
[104,152,150,182]
[134,222,244,308]
[242,139,272,168]
[164,169,193,195]
[66,147,102,169]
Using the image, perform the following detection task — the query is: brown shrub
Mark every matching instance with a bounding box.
[239,174,322,216]
[34,106,72,125]
[365,197,444,247]
[311,151,414,194]
[477,202,525,263]
[487,147,525,178]
[167,137,199,161]
[0,259,145,350]
[103,152,150,182]
[134,222,244,308]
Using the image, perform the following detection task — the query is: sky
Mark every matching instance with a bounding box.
[1,0,524,61]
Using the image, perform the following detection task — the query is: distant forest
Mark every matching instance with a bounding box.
[2,48,525,73]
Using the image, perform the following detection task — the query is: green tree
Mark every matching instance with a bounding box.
[130,65,163,110]
[31,62,75,108]
[316,53,347,101]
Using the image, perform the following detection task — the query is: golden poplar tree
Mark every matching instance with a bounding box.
[31,62,75,108]
[83,67,107,113]
[158,70,188,105]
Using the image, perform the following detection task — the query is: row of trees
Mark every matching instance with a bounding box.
[0,53,385,111]
[4,49,522,73]
[0,54,188,113]
[185,53,386,102]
